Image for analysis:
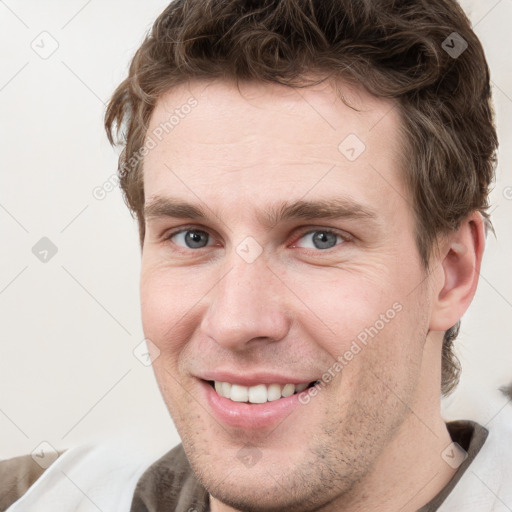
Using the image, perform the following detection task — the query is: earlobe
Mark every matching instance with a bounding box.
[429,212,486,332]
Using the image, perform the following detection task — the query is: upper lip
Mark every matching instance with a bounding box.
[197,371,317,387]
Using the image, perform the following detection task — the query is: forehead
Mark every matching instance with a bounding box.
[143,78,409,222]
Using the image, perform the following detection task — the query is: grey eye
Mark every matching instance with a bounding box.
[172,229,211,249]
[297,231,342,250]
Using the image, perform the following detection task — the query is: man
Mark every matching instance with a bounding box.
[2,0,511,511]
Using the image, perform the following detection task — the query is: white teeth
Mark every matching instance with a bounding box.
[212,381,311,403]
[248,384,267,404]
[267,383,282,402]
[230,384,248,402]
[221,382,232,397]
[295,382,309,393]
[281,383,295,397]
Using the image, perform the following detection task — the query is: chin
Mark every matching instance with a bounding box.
[185,435,359,512]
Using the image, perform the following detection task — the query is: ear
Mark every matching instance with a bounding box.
[429,211,486,331]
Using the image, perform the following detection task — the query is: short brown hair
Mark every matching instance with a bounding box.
[104,0,497,396]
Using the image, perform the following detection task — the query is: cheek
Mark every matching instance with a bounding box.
[140,265,208,353]
[292,270,401,351]
[291,266,427,394]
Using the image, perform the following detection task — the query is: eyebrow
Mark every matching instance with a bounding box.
[144,195,377,228]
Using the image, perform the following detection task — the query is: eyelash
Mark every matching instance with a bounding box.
[163,225,351,253]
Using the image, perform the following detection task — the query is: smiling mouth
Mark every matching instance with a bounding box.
[208,380,320,404]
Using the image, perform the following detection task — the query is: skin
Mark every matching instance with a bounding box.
[139,78,484,512]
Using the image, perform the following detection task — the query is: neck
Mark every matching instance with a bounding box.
[335,409,456,512]
[320,331,456,512]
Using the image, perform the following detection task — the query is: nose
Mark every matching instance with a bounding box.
[199,255,291,352]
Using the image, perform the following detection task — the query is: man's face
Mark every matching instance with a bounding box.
[140,79,436,511]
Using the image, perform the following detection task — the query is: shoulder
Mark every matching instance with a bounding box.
[131,443,210,512]
[439,404,512,511]
[0,450,66,511]
[1,437,166,512]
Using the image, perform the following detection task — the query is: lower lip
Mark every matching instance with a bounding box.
[200,380,307,429]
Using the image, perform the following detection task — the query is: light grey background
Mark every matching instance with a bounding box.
[0,0,511,460]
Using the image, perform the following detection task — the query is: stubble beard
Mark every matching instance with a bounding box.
[175,349,419,512]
